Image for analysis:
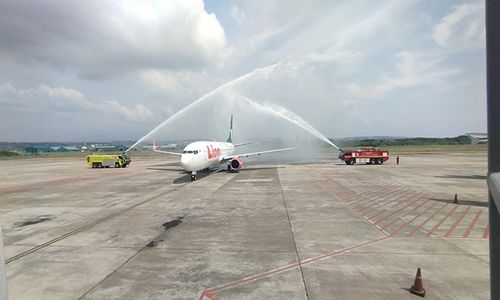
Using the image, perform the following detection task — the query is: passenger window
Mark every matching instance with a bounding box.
[194,150,198,154]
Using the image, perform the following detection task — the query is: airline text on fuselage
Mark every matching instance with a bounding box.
[207,145,222,159]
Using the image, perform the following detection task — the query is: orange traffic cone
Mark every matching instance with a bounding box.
[409,268,426,297]
[453,194,458,204]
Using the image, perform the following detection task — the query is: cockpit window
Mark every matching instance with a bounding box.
[182,150,198,154]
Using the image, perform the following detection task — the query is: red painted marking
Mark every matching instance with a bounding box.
[381,195,429,231]
[463,209,484,238]
[313,180,389,235]
[444,206,472,237]
[483,224,490,238]
[198,291,205,300]
[355,190,396,209]
[344,195,360,204]
[331,182,406,208]
[425,205,460,237]
[407,203,448,237]
[198,291,223,300]
[203,236,389,295]
[350,196,376,209]
[364,190,422,220]
[300,236,389,264]
[390,200,439,236]
[372,186,411,200]
[353,192,400,215]
[331,186,361,204]
[373,194,427,225]
[360,189,418,217]
[354,185,402,201]
[205,291,223,300]
[206,261,300,294]
[360,186,410,207]
[366,206,393,221]
[363,192,401,207]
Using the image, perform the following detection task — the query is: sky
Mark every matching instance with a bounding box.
[0,0,486,142]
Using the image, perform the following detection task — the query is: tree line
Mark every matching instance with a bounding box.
[335,135,471,148]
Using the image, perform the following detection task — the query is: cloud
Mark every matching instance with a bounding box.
[138,68,226,118]
[38,85,84,99]
[0,1,487,140]
[225,1,416,72]
[139,69,192,97]
[305,50,364,74]
[230,4,253,25]
[432,1,485,49]
[0,0,227,79]
[102,100,153,122]
[0,83,153,122]
[345,51,462,98]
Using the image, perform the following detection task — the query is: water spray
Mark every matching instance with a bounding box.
[127,61,341,153]
[126,63,282,152]
[236,95,342,151]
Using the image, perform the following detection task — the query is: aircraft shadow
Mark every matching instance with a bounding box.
[148,162,181,167]
[239,166,283,171]
[147,167,185,172]
[173,171,211,184]
[427,197,488,207]
[435,174,487,180]
[164,165,285,184]
[173,175,192,184]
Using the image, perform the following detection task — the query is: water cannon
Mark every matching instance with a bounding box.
[338,149,344,160]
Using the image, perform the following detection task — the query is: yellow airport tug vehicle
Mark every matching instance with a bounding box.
[86,153,131,168]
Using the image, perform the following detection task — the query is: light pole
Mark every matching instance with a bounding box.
[486,1,500,299]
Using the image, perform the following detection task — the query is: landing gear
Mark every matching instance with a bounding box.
[190,171,197,181]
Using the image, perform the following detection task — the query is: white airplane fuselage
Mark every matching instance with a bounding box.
[180,141,235,172]
[149,115,295,181]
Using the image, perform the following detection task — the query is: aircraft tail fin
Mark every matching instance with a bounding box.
[152,138,158,151]
[226,114,233,143]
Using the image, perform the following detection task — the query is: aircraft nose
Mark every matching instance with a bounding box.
[180,155,193,171]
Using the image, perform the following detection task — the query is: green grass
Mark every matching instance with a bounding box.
[0,149,21,159]
[0,150,160,160]
[0,144,488,161]
[383,144,487,154]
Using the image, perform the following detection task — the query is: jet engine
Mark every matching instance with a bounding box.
[228,157,244,171]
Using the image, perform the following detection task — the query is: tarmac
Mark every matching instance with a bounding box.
[0,152,490,299]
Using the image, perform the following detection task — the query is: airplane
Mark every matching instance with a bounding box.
[152,115,296,181]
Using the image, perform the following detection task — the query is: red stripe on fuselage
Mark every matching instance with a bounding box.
[207,145,221,159]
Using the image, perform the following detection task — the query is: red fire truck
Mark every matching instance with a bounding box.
[339,147,389,165]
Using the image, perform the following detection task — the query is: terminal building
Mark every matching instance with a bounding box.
[466,133,488,144]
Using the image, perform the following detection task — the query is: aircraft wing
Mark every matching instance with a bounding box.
[153,149,182,156]
[234,142,254,147]
[221,145,295,161]
[151,138,182,155]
